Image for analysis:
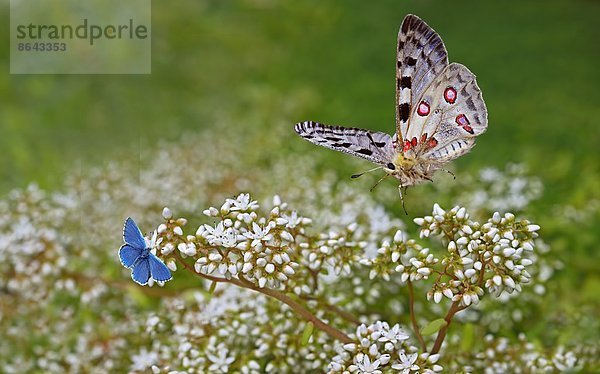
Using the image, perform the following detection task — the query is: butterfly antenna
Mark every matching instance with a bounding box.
[369,174,390,192]
[398,185,408,215]
[441,168,456,180]
[351,166,383,179]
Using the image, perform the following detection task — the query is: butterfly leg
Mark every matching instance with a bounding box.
[370,174,390,192]
[398,185,408,215]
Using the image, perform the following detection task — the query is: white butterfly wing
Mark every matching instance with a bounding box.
[403,63,488,162]
[294,121,395,166]
[396,14,449,142]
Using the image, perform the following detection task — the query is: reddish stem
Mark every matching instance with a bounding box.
[175,253,353,344]
[407,280,427,352]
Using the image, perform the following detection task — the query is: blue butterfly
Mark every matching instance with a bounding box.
[119,217,172,285]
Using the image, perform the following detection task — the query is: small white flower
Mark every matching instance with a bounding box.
[162,207,172,219]
[130,348,158,371]
[377,324,409,344]
[207,345,235,372]
[355,354,382,374]
[391,351,418,373]
[228,193,259,212]
[244,222,272,246]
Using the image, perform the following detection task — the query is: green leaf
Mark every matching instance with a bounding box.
[421,318,448,335]
[301,322,314,345]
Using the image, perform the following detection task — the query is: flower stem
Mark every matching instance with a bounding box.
[407,280,427,352]
[300,295,361,324]
[175,253,354,344]
[430,300,465,354]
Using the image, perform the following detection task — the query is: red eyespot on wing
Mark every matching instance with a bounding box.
[420,133,427,143]
[444,87,457,104]
[417,101,430,116]
[463,125,474,134]
[427,137,438,149]
[403,140,411,152]
[455,114,470,127]
[411,137,417,147]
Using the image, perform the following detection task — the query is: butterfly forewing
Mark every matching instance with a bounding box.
[123,217,146,250]
[396,15,449,141]
[294,121,395,165]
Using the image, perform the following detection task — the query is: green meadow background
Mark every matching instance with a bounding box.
[2,0,599,353]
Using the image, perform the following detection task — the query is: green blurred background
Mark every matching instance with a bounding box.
[2,0,599,198]
[2,0,599,341]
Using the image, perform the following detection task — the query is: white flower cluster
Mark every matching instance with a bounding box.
[143,287,339,373]
[447,334,593,373]
[360,229,438,282]
[412,204,539,307]
[328,321,442,373]
[361,204,539,310]
[0,185,71,303]
[415,204,540,306]
[300,223,367,279]
[156,194,304,289]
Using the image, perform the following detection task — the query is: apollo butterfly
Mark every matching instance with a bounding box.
[294,15,488,212]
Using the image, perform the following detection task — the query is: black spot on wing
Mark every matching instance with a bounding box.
[357,149,373,156]
[405,56,417,66]
[399,103,410,122]
[466,97,476,111]
[400,76,412,89]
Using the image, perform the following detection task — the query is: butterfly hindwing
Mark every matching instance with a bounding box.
[402,63,487,161]
[294,121,394,165]
[149,254,173,282]
[119,244,142,268]
[396,15,449,141]
[123,217,146,250]
[425,138,476,162]
[131,258,151,285]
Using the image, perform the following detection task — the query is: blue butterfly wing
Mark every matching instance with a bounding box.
[149,254,172,282]
[123,217,147,250]
[131,258,151,285]
[119,244,142,268]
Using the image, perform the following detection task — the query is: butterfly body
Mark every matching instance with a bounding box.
[119,217,172,286]
[294,15,488,195]
[385,151,438,187]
